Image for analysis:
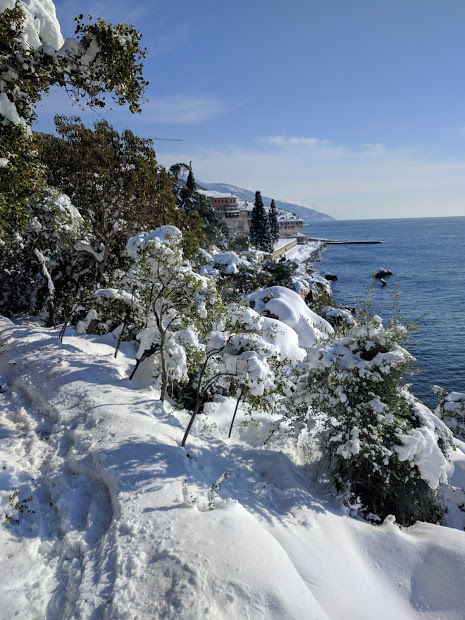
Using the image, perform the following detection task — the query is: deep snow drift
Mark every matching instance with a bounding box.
[1,316,465,619]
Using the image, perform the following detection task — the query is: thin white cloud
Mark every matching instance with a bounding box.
[258,135,386,160]
[259,135,330,148]
[140,95,239,124]
[34,90,237,127]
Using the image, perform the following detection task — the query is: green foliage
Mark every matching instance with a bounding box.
[186,166,196,192]
[269,199,280,243]
[38,116,175,283]
[1,5,147,126]
[0,2,148,239]
[292,301,450,525]
[229,234,250,253]
[250,191,273,252]
[0,127,44,238]
[4,489,35,524]
[170,164,232,251]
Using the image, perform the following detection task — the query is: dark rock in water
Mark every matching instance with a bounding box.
[374,268,393,279]
[325,273,338,281]
[381,279,388,286]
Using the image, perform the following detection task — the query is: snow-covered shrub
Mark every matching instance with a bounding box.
[434,389,465,441]
[248,285,333,349]
[181,305,287,447]
[75,288,133,337]
[293,310,451,525]
[126,227,213,401]
[1,489,34,524]
[0,188,85,324]
[215,255,299,302]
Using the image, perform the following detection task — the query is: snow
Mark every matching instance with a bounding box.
[213,251,242,274]
[74,241,105,263]
[394,426,450,489]
[1,317,465,618]
[285,240,320,262]
[248,286,333,348]
[0,92,27,127]
[93,288,133,304]
[126,226,182,257]
[10,0,64,50]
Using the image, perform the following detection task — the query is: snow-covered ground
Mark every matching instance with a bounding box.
[284,240,321,262]
[1,316,465,619]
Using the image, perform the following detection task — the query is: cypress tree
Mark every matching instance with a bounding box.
[269,199,280,243]
[250,191,274,252]
[250,191,262,248]
[186,165,196,192]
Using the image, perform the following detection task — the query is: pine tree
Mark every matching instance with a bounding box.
[269,199,280,243]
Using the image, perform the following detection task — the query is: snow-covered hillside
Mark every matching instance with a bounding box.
[1,316,465,619]
[198,182,334,223]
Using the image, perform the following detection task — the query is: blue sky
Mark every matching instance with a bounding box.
[35,0,465,219]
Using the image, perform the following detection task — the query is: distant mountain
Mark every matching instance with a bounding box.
[198,181,335,223]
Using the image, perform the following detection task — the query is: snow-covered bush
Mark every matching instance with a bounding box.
[434,389,465,441]
[0,188,85,324]
[214,255,300,302]
[248,285,333,349]
[292,310,451,525]
[181,305,287,447]
[126,227,213,401]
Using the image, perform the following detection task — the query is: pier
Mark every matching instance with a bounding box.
[305,237,382,245]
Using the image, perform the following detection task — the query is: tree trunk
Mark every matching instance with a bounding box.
[96,244,111,284]
[228,391,242,439]
[159,330,168,402]
[114,307,131,358]
[181,398,203,448]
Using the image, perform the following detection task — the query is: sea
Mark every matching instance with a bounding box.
[303,216,465,408]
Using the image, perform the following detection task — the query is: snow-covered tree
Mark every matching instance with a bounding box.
[181,306,284,448]
[39,116,175,285]
[0,188,84,324]
[126,227,213,402]
[186,165,196,192]
[170,163,231,253]
[292,307,451,525]
[434,388,465,441]
[0,0,148,237]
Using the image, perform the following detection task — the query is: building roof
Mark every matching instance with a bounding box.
[198,190,238,199]
[277,213,304,223]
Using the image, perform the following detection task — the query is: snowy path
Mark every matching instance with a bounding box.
[1,317,465,619]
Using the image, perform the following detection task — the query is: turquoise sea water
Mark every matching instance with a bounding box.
[303,217,465,408]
